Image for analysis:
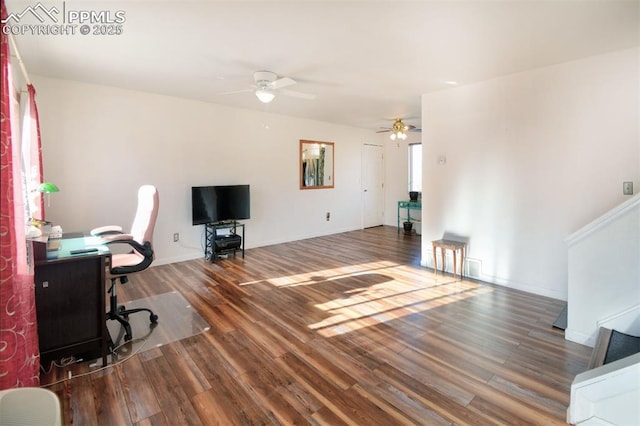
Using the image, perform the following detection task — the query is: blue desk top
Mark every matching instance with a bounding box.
[46,235,110,261]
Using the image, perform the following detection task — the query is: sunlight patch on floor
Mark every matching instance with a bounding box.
[242,259,494,338]
[239,260,400,287]
[311,282,492,337]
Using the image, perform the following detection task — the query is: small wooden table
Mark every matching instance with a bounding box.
[432,239,466,280]
[397,200,421,233]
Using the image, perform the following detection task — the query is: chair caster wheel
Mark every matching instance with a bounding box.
[150,314,159,323]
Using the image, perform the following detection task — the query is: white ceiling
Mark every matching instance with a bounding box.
[6,0,640,131]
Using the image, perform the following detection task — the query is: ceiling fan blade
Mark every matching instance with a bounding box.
[218,88,253,96]
[280,88,316,100]
[376,129,392,133]
[409,128,422,133]
[270,77,296,90]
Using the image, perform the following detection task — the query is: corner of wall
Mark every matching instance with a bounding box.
[565,327,596,348]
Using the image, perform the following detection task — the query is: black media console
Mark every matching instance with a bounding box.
[205,221,245,262]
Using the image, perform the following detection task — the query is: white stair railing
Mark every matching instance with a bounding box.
[597,304,640,336]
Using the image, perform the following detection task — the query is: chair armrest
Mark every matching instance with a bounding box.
[104,237,151,256]
[105,239,154,275]
[100,233,135,243]
[91,225,123,236]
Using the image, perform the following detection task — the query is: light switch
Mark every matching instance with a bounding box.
[623,181,633,195]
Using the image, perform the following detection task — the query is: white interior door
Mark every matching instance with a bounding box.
[362,144,384,228]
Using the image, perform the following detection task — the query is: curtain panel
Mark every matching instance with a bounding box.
[0,2,40,389]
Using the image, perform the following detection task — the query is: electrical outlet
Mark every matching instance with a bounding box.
[173,233,179,242]
[326,212,330,221]
[623,181,633,195]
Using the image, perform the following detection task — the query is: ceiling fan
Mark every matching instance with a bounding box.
[376,118,421,140]
[222,71,316,104]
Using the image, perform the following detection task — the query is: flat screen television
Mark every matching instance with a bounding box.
[192,185,250,225]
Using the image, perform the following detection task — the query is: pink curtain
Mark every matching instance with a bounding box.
[0,2,40,389]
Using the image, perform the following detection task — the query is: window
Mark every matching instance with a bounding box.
[408,143,422,192]
[21,89,43,220]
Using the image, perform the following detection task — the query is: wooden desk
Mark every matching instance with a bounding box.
[33,235,111,366]
[432,239,466,280]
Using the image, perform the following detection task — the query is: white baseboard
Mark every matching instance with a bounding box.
[482,273,566,300]
[421,255,566,301]
[154,226,363,266]
[153,252,203,266]
[251,226,362,249]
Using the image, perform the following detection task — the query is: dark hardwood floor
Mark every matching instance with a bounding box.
[41,226,591,425]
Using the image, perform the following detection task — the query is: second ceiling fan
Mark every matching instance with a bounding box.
[377,118,421,140]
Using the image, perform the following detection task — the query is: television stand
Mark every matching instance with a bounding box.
[205,221,245,262]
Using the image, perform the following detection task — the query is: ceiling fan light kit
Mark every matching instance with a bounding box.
[391,119,409,140]
[377,118,417,141]
[255,88,275,103]
[391,132,406,141]
[249,70,315,104]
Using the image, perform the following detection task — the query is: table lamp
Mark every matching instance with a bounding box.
[38,182,59,207]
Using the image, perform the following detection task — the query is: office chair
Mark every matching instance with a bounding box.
[91,185,159,342]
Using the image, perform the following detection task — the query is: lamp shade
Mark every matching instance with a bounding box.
[38,182,59,193]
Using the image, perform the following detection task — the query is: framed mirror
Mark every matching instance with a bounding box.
[300,140,334,189]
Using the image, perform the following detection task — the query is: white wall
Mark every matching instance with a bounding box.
[420,48,640,300]
[33,76,374,265]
